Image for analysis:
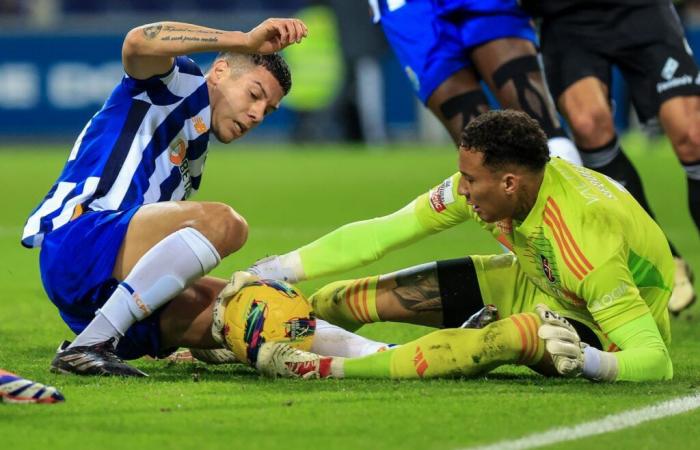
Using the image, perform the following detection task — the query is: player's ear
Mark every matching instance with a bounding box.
[210,59,231,85]
[502,173,518,195]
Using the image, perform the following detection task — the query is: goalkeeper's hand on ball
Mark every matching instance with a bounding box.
[535,304,585,377]
[211,271,261,345]
[248,254,302,283]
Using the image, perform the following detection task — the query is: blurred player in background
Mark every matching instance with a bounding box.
[251,111,674,382]
[520,0,699,313]
[367,0,581,164]
[21,18,309,377]
[0,369,64,403]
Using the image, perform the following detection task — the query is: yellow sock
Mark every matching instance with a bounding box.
[309,276,379,331]
[342,312,544,379]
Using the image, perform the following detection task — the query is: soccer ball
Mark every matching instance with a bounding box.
[222,279,316,365]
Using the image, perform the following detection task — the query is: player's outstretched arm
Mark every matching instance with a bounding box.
[122,18,308,79]
[251,173,474,282]
[251,202,429,282]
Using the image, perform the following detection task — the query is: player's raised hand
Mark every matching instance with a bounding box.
[244,18,308,54]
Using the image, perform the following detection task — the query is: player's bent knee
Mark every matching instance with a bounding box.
[669,131,700,163]
[567,109,614,146]
[190,203,248,257]
[216,204,248,255]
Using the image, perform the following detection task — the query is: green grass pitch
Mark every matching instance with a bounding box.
[0,135,698,450]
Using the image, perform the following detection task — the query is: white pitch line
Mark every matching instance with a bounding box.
[463,393,700,450]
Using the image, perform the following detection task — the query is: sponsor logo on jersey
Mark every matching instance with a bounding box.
[428,178,454,213]
[661,57,679,81]
[179,157,193,198]
[169,138,187,166]
[589,281,629,313]
[192,115,208,134]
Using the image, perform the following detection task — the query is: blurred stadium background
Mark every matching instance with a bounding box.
[5,0,700,143]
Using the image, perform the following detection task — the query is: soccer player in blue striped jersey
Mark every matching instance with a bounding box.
[22,18,308,377]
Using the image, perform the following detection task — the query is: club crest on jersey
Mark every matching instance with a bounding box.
[429,178,455,213]
[541,254,555,283]
[169,139,187,166]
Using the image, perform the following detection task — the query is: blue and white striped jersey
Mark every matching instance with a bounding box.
[22,56,211,248]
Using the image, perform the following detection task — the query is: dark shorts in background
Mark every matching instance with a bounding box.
[540,1,700,122]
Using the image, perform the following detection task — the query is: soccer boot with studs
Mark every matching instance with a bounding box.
[460,304,500,329]
[0,369,65,404]
[669,257,696,315]
[255,342,334,379]
[51,338,148,377]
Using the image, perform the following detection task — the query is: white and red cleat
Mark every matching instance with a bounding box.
[255,343,335,379]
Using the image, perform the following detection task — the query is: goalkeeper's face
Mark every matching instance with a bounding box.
[457,147,518,223]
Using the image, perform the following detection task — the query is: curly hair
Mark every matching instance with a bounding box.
[460,110,550,171]
[215,52,292,95]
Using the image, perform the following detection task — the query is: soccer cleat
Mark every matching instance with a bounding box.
[0,369,65,404]
[460,304,499,329]
[669,257,696,315]
[50,339,148,377]
[255,342,333,379]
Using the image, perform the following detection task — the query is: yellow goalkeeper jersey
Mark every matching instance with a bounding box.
[414,157,674,343]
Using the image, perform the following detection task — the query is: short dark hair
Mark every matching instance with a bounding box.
[460,110,550,171]
[216,52,292,95]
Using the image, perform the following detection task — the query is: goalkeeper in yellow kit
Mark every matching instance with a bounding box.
[249,110,674,382]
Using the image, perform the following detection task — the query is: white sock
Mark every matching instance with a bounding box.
[548,137,582,166]
[311,319,389,357]
[69,227,221,348]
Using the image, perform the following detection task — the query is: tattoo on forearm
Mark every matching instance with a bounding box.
[391,267,442,313]
[162,25,223,35]
[142,24,163,40]
[160,35,219,43]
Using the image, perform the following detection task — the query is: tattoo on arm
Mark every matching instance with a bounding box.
[142,24,163,40]
[391,266,442,313]
[162,25,223,35]
[160,35,219,43]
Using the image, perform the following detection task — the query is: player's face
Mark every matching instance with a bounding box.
[209,64,283,143]
[457,147,516,222]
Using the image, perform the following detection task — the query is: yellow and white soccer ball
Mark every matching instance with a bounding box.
[220,279,315,365]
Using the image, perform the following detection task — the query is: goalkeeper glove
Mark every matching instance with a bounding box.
[535,304,584,377]
[535,304,619,381]
[211,271,261,345]
[248,252,304,283]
